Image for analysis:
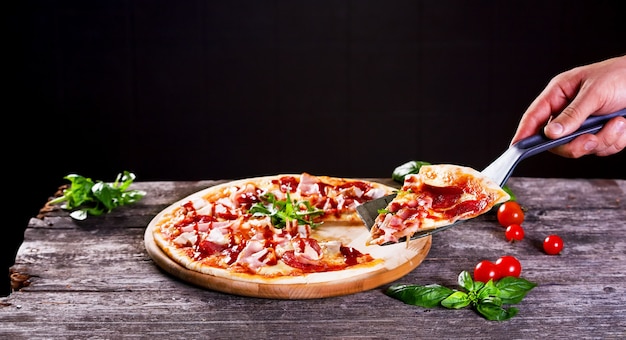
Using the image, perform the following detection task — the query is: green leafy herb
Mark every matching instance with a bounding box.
[247,192,324,229]
[48,171,146,220]
[385,271,537,321]
[502,185,516,201]
[392,160,431,183]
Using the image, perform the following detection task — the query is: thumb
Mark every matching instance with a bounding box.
[544,92,598,139]
[543,106,586,138]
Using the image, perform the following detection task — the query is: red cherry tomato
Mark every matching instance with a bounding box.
[497,201,524,227]
[504,224,525,242]
[495,255,522,278]
[543,234,564,255]
[474,260,500,283]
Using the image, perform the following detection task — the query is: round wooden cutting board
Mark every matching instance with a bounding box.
[144,178,432,299]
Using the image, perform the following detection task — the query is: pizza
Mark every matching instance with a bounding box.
[367,164,510,245]
[151,172,398,282]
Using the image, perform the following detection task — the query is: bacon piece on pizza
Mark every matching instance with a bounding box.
[367,164,510,245]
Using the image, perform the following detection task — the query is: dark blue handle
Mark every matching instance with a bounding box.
[514,108,626,159]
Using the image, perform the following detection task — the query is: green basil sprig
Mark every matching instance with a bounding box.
[386,271,537,321]
[248,192,324,229]
[48,171,146,220]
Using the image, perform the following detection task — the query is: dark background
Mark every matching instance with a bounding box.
[4,1,625,295]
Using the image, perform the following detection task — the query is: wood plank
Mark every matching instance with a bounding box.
[2,177,625,339]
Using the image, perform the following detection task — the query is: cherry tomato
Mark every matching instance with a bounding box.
[543,234,564,255]
[474,260,500,283]
[497,201,524,227]
[504,224,525,242]
[495,255,522,278]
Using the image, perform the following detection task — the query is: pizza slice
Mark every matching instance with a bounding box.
[367,164,510,245]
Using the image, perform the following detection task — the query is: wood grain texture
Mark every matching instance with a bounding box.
[1,177,625,339]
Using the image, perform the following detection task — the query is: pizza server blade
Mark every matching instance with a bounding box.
[357,108,626,244]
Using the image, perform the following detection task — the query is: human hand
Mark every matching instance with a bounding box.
[511,55,626,158]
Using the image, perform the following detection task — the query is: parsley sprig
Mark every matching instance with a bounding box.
[386,271,537,321]
[248,192,324,229]
[48,171,146,220]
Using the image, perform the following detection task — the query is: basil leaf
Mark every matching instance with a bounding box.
[495,276,538,304]
[69,210,89,221]
[116,171,136,191]
[441,291,471,309]
[480,295,503,307]
[92,182,116,210]
[52,174,96,209]
[472,280,485,292]
[247,192,324,229]
[386,284,454,308]
[457,271,474,291]
[476,302,519,321]
[48,171,146,220]
[120,189,147,205]
[477,279,499,300]
[392,160,431,183]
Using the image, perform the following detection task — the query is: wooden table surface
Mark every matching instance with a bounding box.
[1,177,625,339]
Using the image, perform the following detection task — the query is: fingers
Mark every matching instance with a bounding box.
[511,69,583,145]
[510,105,550,145]
[543,75,602,139]
[510,80,573,145]
[596,117,626,156]
[549,116,626,158]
